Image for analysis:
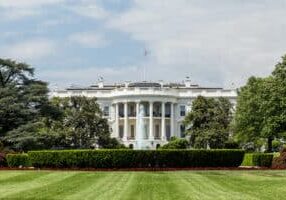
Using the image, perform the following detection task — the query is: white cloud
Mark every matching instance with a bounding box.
[108,0,286,87]
[0,0,65,8]
[68,32,109,48]
[0,0,66,20]
[0,0,109,21]
[0,9,40,20]
[69,3,109,20]
[0,39,57,61]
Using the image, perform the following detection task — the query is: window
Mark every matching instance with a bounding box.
[119,125,124,138]
[155,124,160,138]
[129,104,135,117]
[166,125,170,140]
[130,125,135,139]
[119,104,124,117]
[180,124,186,138]
[180,105,186,116]
[165,104,171,117]
[103,106,109,116]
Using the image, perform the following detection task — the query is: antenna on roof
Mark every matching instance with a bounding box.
[231,82,235,89]
[143,48,150,81]
[98,76,104,82]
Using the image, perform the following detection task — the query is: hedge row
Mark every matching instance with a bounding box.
[241,153,274,167]
[6,154,31,167]
[28,149,245,168]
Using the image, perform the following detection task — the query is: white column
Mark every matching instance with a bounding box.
[136,101,140,140]
[170,103,174,138]
[161,102,166,140]
[123,102,128,141]
[115,103,119,138]
[149,101,154,140]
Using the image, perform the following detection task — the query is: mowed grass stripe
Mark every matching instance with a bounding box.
[203,171,256,200]
[0,171,29,182]
[198,172,257,200]
[193,171,286,200]
[91,172,135,200]
[0,171,46,184]
[0,171,75,199]
[121,172,185,200]
[228,171,286,199]
[233,171,286,199]
[1,170,286,200]
[66,172,134,200]
[170,172,236,200]
[4,172,110,200]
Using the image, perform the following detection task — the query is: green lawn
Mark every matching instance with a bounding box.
[0,170,286,200]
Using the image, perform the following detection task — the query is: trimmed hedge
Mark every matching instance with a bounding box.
[241,153,274,167]
[252,154,273,167]
[6,154,31,167]
[241,153,253,166]
[28,149,245,168]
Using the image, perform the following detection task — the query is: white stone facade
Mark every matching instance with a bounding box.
[51,79,237,149]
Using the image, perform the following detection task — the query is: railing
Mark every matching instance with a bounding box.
[52,88,237,98]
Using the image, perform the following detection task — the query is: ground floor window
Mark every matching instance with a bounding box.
[166,125,170,140]
[119,125,124,138]
[103,106,109,116]
[155,124,160,138]
[130,125,135,139]
[180,124,186,138]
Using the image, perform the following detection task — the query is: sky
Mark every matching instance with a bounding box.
[0,0,286,89]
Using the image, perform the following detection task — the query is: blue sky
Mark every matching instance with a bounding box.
[1,0,286,88]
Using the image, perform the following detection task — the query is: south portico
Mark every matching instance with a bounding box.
[111,97,177,149]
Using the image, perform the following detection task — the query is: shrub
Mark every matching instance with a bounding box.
[102,138,127,149]
[224,140,239,149]
[272,140,284,152]
[160,138,189,149]
[28,149,245,168]
[272,148,286,168]
[241,153,273,167]
[6,154,31,167]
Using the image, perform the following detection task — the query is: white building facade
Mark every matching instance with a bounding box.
[52,79,237,149]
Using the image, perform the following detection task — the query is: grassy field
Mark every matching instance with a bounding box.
[0,170,286,200]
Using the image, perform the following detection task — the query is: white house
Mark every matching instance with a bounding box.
[51,78,237,149]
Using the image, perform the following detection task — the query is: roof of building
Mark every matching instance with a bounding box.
[129,82,161,88]
[65,80,224,91]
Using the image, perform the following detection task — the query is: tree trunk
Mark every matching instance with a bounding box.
[267,137,273,152]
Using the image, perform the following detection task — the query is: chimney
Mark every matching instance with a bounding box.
[184,76,191,87]
[98,80,104,88]
[124,81,130,88]
[158,80,164,87]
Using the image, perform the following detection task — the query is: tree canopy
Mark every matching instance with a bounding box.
[49,96,117,149]
[184,96,233,149]
[234,55,286,152]
[0,59,51,138]
[0,58,119,151]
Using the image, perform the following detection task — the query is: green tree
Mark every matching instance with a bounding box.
[0,58,120,151]
[50,96,119,149]
[184,96,233,149]
[0,58,50,132]
[0,59,54,150]
[234,55,286,152]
